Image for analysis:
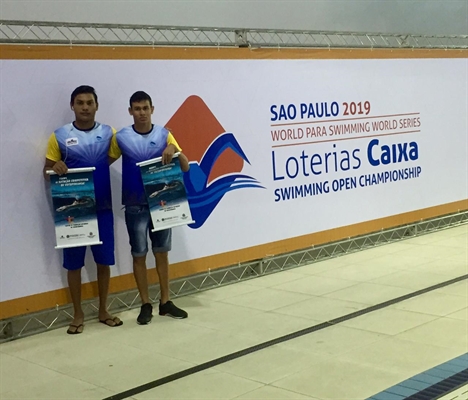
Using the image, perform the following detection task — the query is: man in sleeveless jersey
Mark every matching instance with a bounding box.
[43,86,122,334]
[109,91,190,324]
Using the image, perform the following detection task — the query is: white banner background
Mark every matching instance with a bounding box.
[0,58,466,302]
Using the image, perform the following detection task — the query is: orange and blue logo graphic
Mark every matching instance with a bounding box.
[166,96,264,229]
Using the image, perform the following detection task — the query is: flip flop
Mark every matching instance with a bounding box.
[66,324,84,335]
[99,317,123,327]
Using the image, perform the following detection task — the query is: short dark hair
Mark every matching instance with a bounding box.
[129,91,153,107]
[70,85,98,105]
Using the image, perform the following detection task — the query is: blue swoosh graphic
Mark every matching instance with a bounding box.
[184,133,264,229]
[189,183,265,209]
[188,177,261,200]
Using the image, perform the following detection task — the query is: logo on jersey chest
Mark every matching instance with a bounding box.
[66,137,79,146]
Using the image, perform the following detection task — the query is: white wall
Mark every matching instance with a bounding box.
[1,0,467,35]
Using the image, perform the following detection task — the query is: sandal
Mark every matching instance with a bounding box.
[99,317,123,327]
[66,324,84,334]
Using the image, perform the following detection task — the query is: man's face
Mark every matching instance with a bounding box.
[71,93,98,123]
[129,100,154,125]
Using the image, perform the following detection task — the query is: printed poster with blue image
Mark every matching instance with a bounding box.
[137,154,194,232]
[48,168,102,249]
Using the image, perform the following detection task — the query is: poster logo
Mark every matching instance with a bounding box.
[166,96,264,228]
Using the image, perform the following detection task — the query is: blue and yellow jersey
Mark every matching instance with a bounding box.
[109,125,181,206]
[46,122,115,210]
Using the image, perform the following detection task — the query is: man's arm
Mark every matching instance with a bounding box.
[43,158,68,181]
[43,158,55,181]
[178,152,190,172]
[108,131,121,165]
[43,133,68,181]
[162,144,190,172]
[163,132,190,171]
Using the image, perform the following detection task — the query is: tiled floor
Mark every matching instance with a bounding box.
[0,224,467,399]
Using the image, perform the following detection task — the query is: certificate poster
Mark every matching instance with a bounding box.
[138,155,194,231]
[49,168,102,249]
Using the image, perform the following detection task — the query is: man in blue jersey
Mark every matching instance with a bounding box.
[109,91,190,324]
[43,85,122,334]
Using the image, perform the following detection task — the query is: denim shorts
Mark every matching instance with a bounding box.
[124,205,172,257]
[63,209,115,270]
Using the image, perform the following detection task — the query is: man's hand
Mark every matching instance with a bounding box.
[52,160,69,175]
[162,144,177,165]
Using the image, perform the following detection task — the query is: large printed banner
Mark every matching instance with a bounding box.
[137,154,194,231]
[48,168,102,249]
[0,56,467,308]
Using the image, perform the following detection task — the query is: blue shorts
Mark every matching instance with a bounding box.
[63,209,115,271]
[124,205,172,257]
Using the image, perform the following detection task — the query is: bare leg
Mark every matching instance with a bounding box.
[155,252,187,318]
[97,264,110,314]
[67,269,84,333]
[133,255,150,304]
[154,252,169,304]
[97,264,122,326]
